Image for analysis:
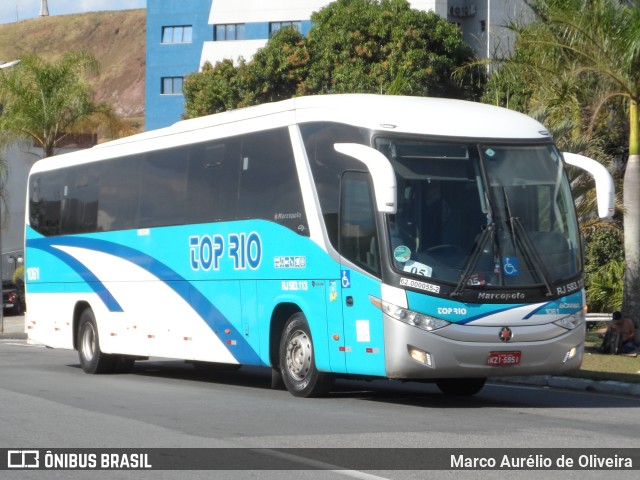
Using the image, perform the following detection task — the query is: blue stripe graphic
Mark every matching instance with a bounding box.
[456,305,523,324]
[30,241,124,312]
[27,236,265,366]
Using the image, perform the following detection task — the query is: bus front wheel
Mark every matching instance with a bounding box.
[279,313,334,398]
[77,308,116,374]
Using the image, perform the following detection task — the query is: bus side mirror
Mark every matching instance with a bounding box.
[334,143,397,214]
[562,152,615,219]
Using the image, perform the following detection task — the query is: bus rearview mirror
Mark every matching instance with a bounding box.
[562,152,615,219]
[334,143,397,215]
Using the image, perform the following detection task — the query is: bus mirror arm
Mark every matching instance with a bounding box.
[562,152,615,219]
[334,143,397,214]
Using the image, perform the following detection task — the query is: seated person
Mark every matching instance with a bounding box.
[600,311,638,354]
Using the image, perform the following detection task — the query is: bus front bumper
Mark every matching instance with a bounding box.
[383,315,585,379]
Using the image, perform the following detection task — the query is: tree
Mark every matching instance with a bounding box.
[512,0,640,329]
[183,59,247,118]
[584,229,624,312]
[183,0,485,117]
[243,27,310,105]
[304,0,483,98]
[484,0,639,321]
[0,51,131,158]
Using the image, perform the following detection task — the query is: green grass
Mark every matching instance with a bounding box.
[567,328,640,384]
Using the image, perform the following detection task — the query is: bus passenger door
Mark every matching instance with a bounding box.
[339,172,386,377]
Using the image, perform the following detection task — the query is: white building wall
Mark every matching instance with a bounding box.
[412,0,448,17]
[461,0,532,63]
[200,39,268,67]
[209,0,329,24]
[202,0,528,69]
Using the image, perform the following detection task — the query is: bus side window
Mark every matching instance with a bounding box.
[300,122,370,248]
[340,172,380,276]
[138,149,188,228]
[187,141,239,224]
[237,129,309,235]
[29,173,63,236]
[61,166,100,235]
[98,158,139,232]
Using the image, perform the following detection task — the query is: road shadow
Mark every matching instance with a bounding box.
[67,358,640,409]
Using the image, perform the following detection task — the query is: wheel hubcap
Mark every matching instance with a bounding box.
[81,324,96,362]
[285,330,311,381]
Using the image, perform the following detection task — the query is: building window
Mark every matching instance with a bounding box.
[215,23,245,41]
[161,77,184,95]
[269,21,301,35]
[480,20,486,32]
[162,26,193,43]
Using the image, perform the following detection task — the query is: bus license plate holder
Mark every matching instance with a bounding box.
[487,351,521,366]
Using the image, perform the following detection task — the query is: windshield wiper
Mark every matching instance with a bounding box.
[501,187,555,297]
[451,223,494,298]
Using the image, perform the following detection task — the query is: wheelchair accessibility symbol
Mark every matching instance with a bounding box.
[341,270,351,288]
[502,256,520,276]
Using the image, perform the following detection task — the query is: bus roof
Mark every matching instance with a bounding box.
[132,94,549,141]
[294,94,550,141]
[32,94,552,172]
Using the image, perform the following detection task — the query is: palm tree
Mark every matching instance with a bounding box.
[508,0,640,328]
[586,259,624,313]
[0,51,131,158]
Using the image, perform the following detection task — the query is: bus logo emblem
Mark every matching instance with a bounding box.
[499,327,513,342]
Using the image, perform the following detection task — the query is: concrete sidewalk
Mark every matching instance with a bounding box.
[0,314,27,339]
[1,314,638,396]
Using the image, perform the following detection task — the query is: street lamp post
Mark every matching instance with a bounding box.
[486,0,491,76]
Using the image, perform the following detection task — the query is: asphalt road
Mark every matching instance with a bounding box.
[1,339,639,480]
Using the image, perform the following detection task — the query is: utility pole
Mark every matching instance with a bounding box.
[486,0,491,76]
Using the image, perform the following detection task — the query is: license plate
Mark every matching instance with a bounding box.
[487,351,521,366]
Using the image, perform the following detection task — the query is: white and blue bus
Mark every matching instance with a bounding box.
[25,94,614,397]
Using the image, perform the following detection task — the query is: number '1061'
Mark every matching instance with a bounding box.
[27,267,40,281]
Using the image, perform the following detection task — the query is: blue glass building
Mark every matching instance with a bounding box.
[145,0,212,131]
[145,0,524,131]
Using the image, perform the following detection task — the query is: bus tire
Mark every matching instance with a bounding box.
[436,377,486,396]
[77,308,116,374]
[279,313,333,398]
[270,367,286,390]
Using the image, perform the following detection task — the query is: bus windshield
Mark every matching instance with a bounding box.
[375,138,582,290]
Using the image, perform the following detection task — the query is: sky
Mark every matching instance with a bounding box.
[0,0,146,25]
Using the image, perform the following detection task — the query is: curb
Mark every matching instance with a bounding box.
[493,375,640,397]
[0,315,27,340]
[0,332,28,340]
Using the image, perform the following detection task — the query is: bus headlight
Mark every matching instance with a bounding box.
[553,311,585,330]
[370,296,450,331]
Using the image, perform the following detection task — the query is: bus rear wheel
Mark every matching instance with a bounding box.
[78,308,116,374]
[436,378,486,396]
[279,313,334,398]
